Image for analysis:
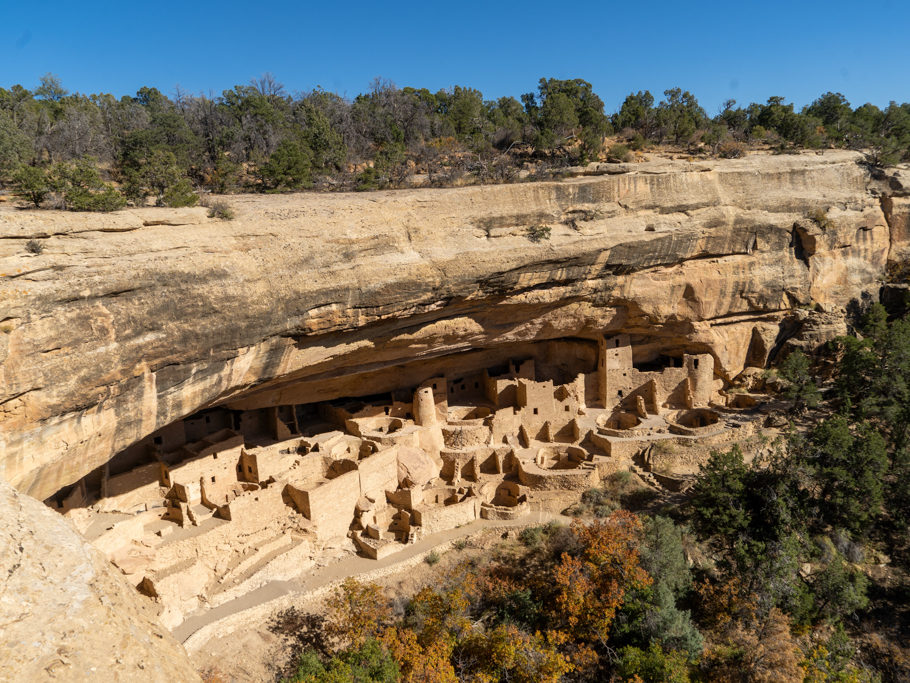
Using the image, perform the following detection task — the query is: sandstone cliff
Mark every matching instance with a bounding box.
[0,151,906,501]
[0,478,200,681]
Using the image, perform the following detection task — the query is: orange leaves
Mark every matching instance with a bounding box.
[319,511,656,680]
[553,511,651,644]
[381,626,457,683]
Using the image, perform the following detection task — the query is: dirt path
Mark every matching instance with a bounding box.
[175,510,569,648]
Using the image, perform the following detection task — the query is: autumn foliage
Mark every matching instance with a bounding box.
[553,512,651,644]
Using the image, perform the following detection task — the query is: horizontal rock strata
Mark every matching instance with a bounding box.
[1,151,906,500]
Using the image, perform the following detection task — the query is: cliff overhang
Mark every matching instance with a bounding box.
[1,150,907,500]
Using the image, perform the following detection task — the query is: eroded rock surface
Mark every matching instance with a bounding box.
[0,151,906,500]
[0,478,200,682]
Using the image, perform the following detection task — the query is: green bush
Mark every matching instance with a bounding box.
[51,158,125,212]
[519,526,546,547]
[607,143,632,162]
[260,139,313,191]
[617,643,691,683]
[355,166,384,191]
[65,185,126,212]
[160,178,199,207]
[526,224,551,242]
[424,550,441,566]
[283,639,398,683]
[12,165,51,207]
[628,132,648,150]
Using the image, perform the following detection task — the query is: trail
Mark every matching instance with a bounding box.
[174,509,570,648]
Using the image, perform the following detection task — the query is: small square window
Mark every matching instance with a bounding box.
[618,390,623,397]
[565,405,570,411]
[211,476,216,483]
[153,436,163,445]
[432,383,437,390]
[247,466,253,473]
[533,408,539,415]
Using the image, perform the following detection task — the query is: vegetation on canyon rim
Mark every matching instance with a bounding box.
[273,303,910,682]
[1,74,909,210]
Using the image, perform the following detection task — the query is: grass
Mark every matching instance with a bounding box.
[206,200,235,221]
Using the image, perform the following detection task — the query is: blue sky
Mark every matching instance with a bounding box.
[3,0,908,112]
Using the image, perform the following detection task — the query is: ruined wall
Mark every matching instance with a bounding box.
[1,152,903,500]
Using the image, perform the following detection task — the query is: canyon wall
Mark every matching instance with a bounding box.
[1,151,906,501]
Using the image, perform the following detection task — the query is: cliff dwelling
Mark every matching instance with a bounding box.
[6,149,908,680]
[46,334,769,629]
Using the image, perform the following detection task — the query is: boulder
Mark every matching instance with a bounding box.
[0,479,200,682]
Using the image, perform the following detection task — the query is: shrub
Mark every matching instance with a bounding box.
[354,166,383,191]
[12,165,51,208]
[260,139,313,191]
[207,200,235,221]
[160,178,199,207]
[607,143,632,162]
[618,643,691,683]
[519,526,546,547]
[324,579,391,648]
[570,470,658,516]
[778,349,821,411]
[51,158,125,212]
[284,639,399,683]
[628,132,647,150]
[717,140,746,158]
[65,185,126,212]
[25,239,44,255]
[424,550,441,566]
[526,224,552,242]
[570,485,620,518]
[808,207,833,230]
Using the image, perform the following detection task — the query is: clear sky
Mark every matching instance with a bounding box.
[3,0,908,113]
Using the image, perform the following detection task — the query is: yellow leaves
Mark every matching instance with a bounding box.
[408,583,472,645]
[381,626,457,683]
[458,625,573,683]
[703,607,802,683]
[324,578,391,649]
[320,511,657,680]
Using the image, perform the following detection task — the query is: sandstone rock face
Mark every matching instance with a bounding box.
[0,151,905,500]
[0,479,200,681]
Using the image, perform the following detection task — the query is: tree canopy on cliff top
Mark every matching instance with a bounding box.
[2,74,909,209]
